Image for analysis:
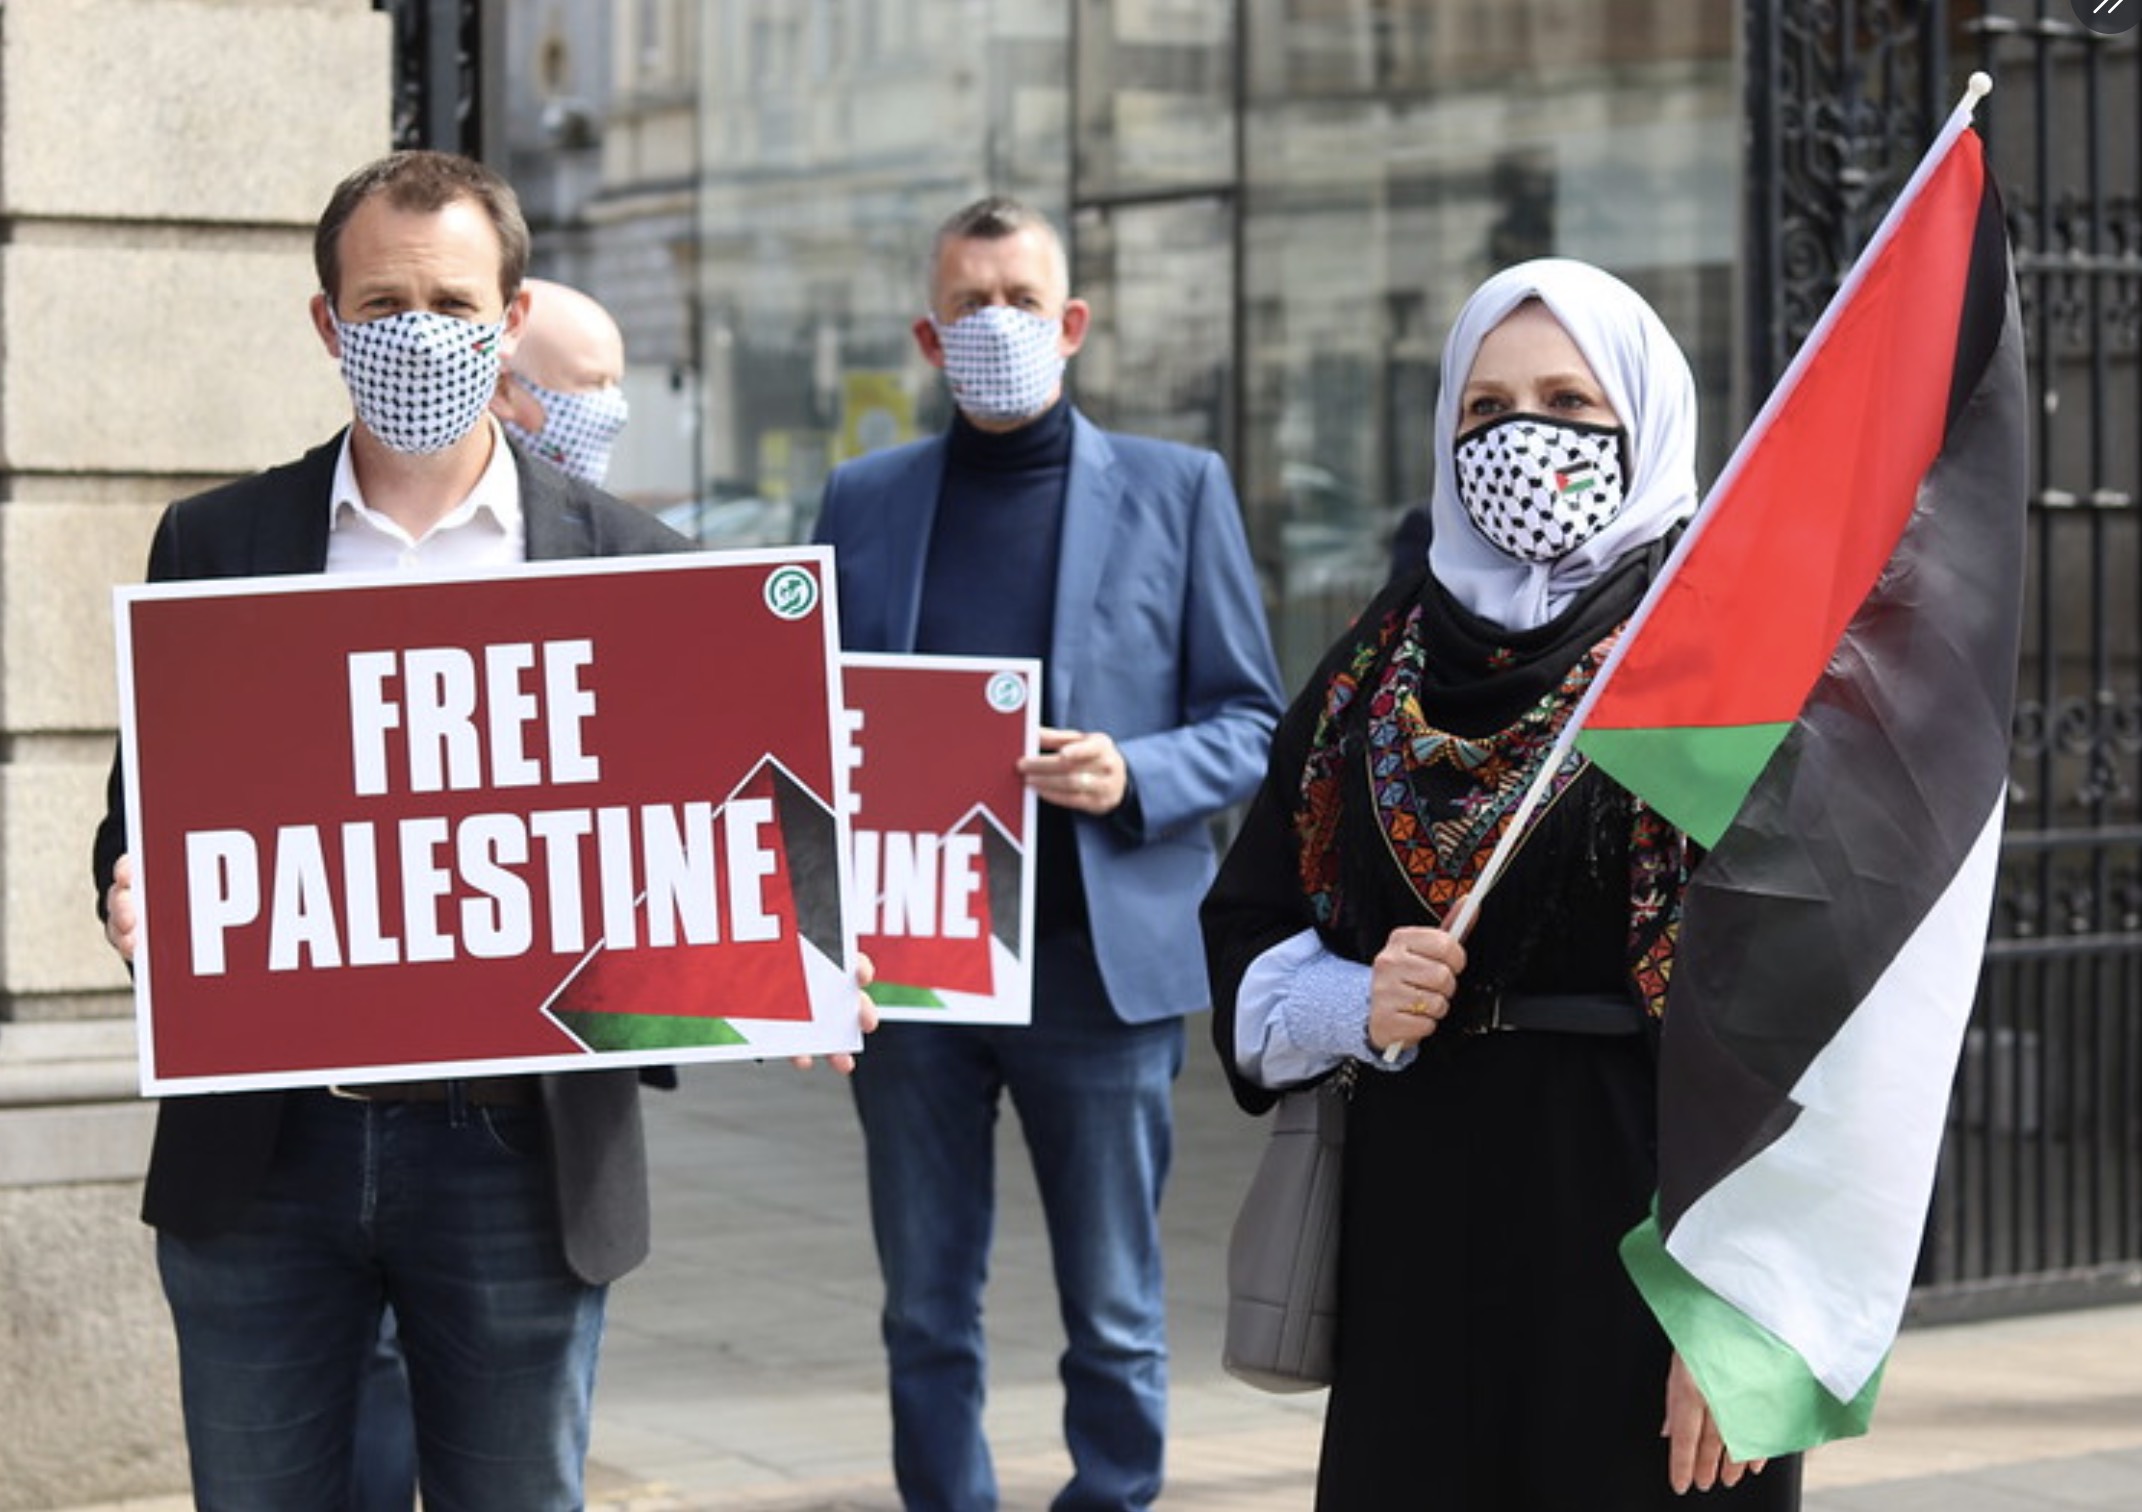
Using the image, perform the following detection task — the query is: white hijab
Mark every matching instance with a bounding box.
[1426,258,1700,631]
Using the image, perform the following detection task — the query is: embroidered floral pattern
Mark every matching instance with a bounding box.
[1294,602,1687,1014]
[1363,609,1610,917]
[1296,603,1409,928]
[1627,799,1688,1018]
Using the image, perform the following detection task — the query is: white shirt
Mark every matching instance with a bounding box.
[324,419,526,577]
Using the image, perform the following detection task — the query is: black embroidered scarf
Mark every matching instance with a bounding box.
[1294,547,1688,1016]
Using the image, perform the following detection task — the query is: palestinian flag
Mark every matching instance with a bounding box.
[1577,89,2029,1458]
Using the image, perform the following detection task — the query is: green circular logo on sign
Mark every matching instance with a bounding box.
[764,565,820,620]
[985,671,1028,713]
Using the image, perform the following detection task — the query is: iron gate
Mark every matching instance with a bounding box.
[377,0,500,158]
[1751,0,2142,1320]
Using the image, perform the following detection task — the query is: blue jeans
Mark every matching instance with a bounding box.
[852,937,1184,1512]
[156,1090,607,1512]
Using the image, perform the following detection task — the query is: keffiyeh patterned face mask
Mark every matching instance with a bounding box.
[330,308,506,455]
[501,374,630,484]
[1453,413,1629,563]
[933,305,1066,423]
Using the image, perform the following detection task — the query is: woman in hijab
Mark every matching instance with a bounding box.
[1203,259,1802,1509]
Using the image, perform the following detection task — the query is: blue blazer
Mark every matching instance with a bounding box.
[816,409,1284,1023]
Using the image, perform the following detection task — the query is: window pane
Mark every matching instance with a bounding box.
[668,0,1072,543]
[1074,0,1236,197]
[1071,196,1235,456]
[1239,0,1737,683]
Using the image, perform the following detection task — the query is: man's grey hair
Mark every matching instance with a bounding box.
[925,196,1070,302]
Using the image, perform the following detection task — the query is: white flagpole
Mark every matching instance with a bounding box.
[1385,73,1995,1061]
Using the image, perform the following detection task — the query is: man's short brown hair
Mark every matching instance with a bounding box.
[313,150,530,305]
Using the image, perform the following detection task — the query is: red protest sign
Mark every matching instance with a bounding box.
[115,550,861,1094]
[843,655,1037,1024]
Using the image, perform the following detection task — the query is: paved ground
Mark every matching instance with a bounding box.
[53,1048,2142,1510]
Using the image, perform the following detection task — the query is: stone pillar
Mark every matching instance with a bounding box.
[0,3,386,1504]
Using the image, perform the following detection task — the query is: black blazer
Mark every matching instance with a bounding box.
[92,433,691,1285]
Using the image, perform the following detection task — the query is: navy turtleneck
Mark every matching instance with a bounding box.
[916,397,1087,937]
[914,398,1071,661]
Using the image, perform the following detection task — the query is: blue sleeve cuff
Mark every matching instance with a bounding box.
[1231,930,1418,1086]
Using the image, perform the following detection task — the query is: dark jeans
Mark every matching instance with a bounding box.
[852,939,1184,1512]
[157,1090,606,1512]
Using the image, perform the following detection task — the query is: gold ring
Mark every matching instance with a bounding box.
[1399,996,1434,1018]
[1077,771,1091,791]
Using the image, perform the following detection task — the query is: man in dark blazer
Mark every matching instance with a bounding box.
[815,196,1284,1511]
[92,151,689,1511]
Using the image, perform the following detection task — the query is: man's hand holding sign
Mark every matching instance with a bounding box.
[114,552,865,1093]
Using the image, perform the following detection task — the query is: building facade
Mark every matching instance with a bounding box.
[560,1,1741,680]
[555,0,2142,1316]
[0,5,388,1503]
[0,0,2133,1503]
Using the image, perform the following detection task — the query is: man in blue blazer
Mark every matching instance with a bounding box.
[815,196,1284,1511]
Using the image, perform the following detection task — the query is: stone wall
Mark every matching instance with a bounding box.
[0,2,386,1504]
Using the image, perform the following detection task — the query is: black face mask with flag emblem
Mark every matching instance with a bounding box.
[1453,412,1629,563]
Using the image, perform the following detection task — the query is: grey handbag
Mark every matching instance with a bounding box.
[1222,1073,1346,1392]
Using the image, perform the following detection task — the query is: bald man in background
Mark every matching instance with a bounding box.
[491,276,632,485]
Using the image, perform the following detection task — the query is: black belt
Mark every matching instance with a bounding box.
[1451,991,1650,1037]
[324,1077,539,1108]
